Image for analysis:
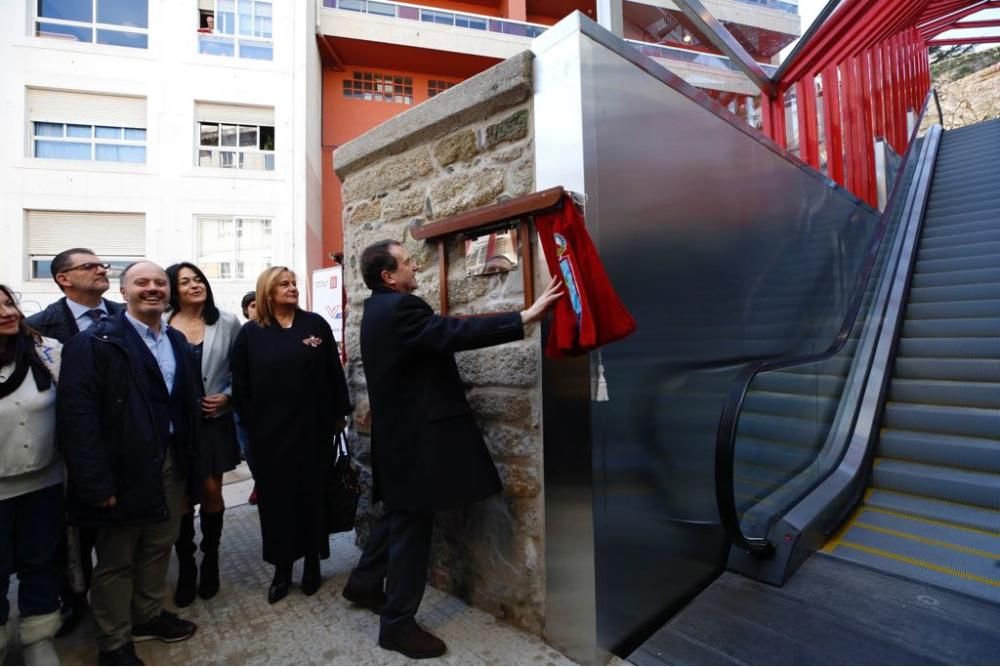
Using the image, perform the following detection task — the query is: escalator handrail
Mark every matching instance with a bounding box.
[714,90,938,556]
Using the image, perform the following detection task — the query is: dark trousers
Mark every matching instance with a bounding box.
[347,510,434,629]
[0,483,65,624]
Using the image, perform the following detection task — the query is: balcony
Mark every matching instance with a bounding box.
[627,40,777,95]
[322,0,548,39]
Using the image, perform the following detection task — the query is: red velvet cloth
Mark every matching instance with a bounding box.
[535,195,637,357]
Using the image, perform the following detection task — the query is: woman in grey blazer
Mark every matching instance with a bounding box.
[165,262,243,607]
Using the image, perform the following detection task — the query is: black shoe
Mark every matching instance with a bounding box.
[131,611,197,643]
[301,554,321,596]
[378,623,447,660]
[342,581,386,614]
[98,642,145,665]
[57,591,88,638]
[268,563,292,604]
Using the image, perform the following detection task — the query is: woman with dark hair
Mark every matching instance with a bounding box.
[164,263,242,606]
[231,267,351,604]
[0,285,63,665]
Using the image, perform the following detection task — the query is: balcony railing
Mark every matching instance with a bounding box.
[728,0,799,15]
[627,39,778,76]
[323,0,549,38]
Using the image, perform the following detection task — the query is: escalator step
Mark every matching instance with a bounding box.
[915,254,1000,276]
[873,458,1000,509]
[919,229,1000,251]
[901,317,1000,338]
[879,428,1000,473]
[882,402,1000,440]
[917,241,1000,262]
[924,196,1000,217]
[906,297,1000,321]
[895,336,1000,358]
[894,357,1000,382]
[888,378,1000,409]
[737,412,828,449]
[734,435,818,471]
[921,218,1000,239]
[825,513,1000,605]
[865,488,1000,534]
[908,282,1000,304]
[921,210,1000,228]
[910,267,1000,289]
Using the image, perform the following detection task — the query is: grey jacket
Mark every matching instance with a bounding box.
[200,311,243,409]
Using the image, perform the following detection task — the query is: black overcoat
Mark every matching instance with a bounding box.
[360,288,524,513]
[231,310,351,565]
[57,312,200,526]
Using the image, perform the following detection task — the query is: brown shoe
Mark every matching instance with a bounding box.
[378,623,446,659]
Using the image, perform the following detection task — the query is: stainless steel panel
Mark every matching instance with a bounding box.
[533,13,880,661]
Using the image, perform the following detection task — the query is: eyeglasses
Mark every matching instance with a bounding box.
[62,262,111,273]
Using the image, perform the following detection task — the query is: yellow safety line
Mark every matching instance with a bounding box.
[861,506,1000,539]
[851,520,1000,560]
[835,540,1000,588]
[822,506,864,553]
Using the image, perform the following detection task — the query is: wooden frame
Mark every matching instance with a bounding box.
[410,186,565,316]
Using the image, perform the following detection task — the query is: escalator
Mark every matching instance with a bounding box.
[821,118,1000,603]
[629,118,1000,663]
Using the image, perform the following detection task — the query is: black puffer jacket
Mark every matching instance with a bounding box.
[57,312,199,526]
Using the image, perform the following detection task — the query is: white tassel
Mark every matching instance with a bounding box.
[595,359,609,402]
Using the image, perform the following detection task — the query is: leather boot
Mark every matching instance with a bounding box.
[378,622,447,660]
[173,512,197,607]
[0,622,8,665]
[301,552,321,596]
[19,610,62,665]
[197,511,223,600]
[268,562,292,604]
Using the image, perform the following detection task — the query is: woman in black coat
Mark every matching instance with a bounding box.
[231,266,351,603]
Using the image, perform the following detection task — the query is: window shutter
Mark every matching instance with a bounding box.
[26,211,146,256]
[196,102,275,127]
[27,89,147,128]
[198,0,215,9]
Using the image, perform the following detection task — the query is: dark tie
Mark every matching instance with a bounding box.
[86,308,106,325]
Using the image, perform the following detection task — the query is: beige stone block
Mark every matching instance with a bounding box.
[485,109,530,149]
[428,168,504,219]
[341,147,434,203]
[482,424,538,460]
[434,129,480,166]
[497,462,540,498]
[468,389,534,424]
[344,199,382,226]
[381,189,426,222]
[457,341,538,387]
[506,157,535,196]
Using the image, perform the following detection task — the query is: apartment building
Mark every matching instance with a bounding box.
[1,0,323,315]
[2,1,797,311]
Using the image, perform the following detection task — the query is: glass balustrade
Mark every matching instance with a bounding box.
[323,0,546,38]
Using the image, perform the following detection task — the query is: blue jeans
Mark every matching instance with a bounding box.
[0,483,65,624]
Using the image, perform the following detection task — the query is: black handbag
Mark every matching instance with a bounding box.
[327,431,360,534]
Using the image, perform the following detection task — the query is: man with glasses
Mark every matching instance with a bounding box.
[26,247,124,636]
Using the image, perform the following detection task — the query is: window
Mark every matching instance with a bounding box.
[28,89,147,164]
[26,210,145,279]
[428,80,456,97]
[197,216,272,280]
[34,0,149,49]
[342,72,413,104]
[198,0,273,61]
[195,103,274,170]
[33,122,146,162]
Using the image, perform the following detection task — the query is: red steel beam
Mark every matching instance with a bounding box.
[929,35,1000,44]
[797,78,821,168]
[821,64,845,185]
[950,19,1000,27]
[871,45,885,141]
[859,48,878,206]
[919,0,994,37]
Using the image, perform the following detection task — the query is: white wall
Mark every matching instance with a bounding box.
[0,0,316,317]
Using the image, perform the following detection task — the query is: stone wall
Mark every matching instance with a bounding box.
[333,51,546,633]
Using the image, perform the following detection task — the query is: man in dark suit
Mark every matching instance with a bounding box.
[26,247,124,635]
[58,261,200,665]
[343,240,560,659]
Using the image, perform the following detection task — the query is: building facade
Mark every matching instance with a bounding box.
[1,0,323,315]
[2,0,797,312]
